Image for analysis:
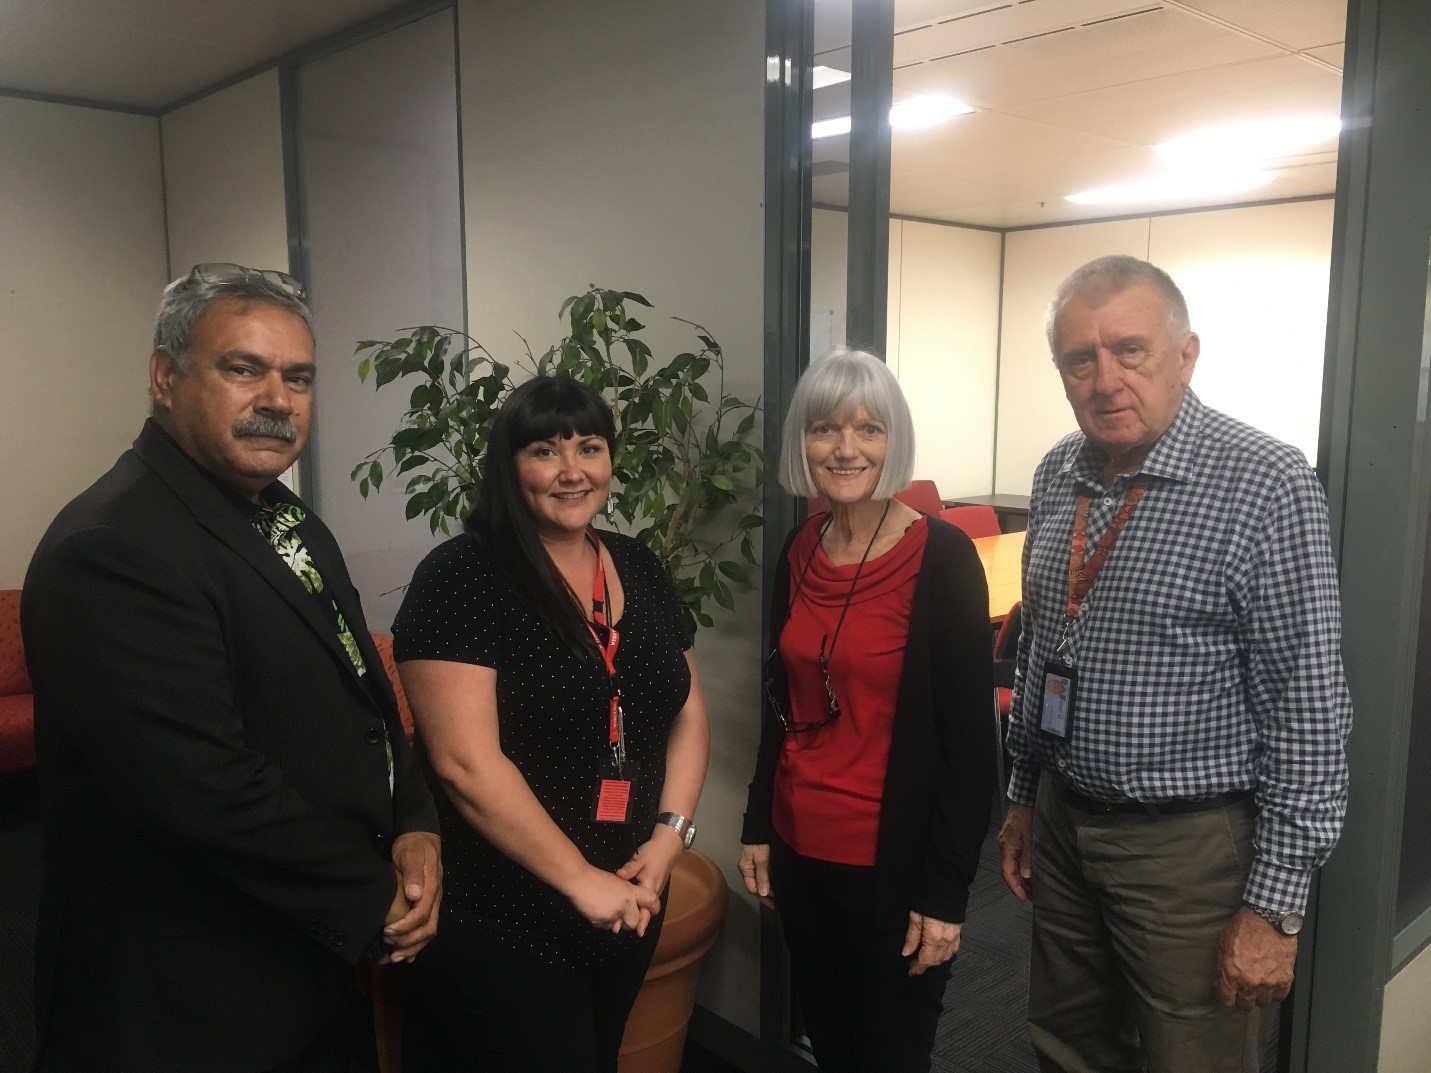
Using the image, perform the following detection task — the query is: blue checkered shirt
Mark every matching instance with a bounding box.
[1006,390,1351,912]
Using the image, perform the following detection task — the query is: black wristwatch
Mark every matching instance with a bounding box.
[1246,904,1304,936]
[657,811,697,849]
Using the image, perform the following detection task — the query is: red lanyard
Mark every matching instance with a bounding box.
[1065,478,1150,619]
[582,531,625,763]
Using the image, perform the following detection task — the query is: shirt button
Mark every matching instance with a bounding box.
[1057,757,1069,769]
[1103,496,1114,506]
[365,727,383,745]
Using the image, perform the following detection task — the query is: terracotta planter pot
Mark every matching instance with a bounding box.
[618,849,730,1073]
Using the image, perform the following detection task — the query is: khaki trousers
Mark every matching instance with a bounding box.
[1028,776,1272,1073]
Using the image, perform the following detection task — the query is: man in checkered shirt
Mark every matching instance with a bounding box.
[997,255,1351,1073]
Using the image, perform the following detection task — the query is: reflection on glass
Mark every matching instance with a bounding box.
[810,0,853,361]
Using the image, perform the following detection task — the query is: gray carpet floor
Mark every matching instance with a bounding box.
[932,814,1038,1073]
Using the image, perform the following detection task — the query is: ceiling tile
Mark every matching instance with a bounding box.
[892,0,1167,68]
[1303,42,1344,69]
[893,5,1282,109]
[1172,0,1346,51]
[1003,55,1341,145]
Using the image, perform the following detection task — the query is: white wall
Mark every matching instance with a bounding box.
[810,208,849,360]
[1149,200,1333,461]
[297,11,461,632]
[996,218,1151,495]
[458,0,767,1032]
[0,96,167,588]
[811,210,1002,500]
[994,201,1334,496]
[891,219,1001,499]
[160,70,289,275]
[1380,941,1431,1072]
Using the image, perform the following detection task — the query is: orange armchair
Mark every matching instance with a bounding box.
[0,589,37,774]
[370,632,415,744]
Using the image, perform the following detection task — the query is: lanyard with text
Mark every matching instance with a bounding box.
[1064,476,1151,626]
[1039,477,1150,740]
[585,531,637,823]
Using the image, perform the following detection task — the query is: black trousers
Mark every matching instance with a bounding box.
[264,987,373,1073]
[400,911,663,1073]
[770,838,953,1073]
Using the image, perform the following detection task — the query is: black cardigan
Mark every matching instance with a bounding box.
[742,515,995,927]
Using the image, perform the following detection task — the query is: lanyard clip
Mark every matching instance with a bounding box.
[611,700,627,770]
[1055,618,1075,665]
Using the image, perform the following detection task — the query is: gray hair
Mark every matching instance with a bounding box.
[1044,255,1191,354]
[778,347,916,500]
[152,272,314,372]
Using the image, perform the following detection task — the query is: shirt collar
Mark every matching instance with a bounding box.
[145,419,286,520]
[1059,389,1205,489]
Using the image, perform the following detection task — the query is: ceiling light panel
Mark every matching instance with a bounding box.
[1156,115,1341,164]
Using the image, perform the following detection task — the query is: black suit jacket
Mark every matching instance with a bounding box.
[21,420,439,1073]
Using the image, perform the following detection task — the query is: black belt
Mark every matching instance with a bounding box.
[1055,779,1254,817]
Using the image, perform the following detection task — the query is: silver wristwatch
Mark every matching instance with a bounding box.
[1247,904,1304,936]
[656,811,697,849]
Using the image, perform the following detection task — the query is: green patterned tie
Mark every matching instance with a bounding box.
[252,502,393,790]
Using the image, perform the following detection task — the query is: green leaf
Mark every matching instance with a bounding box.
[710,474,735,492]
[374,357,405,388]
[355,340,382,352]
[736,411,756,437]
[369,460,383,492]
[623,338,649,377]
[622,291,653,307]
[712,580,734,611]
[718,560,749,584]
[357,357,371,382]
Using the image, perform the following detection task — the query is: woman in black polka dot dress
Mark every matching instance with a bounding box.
[393,377,711,1072]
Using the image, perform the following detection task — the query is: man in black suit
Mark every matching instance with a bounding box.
[22,264,442,1072]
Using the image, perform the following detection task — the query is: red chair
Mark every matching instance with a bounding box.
[808,479,945,516]
[0,590,37,774]
[938,504,1000,538]
[992,601,1022,719]
[991,602,1022,803]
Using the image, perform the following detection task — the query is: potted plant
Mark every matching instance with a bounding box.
[350,286,764,636]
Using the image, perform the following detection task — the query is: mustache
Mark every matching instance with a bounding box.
[233,416,299,442]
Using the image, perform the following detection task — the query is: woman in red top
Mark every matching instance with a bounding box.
[740,348,994,1073]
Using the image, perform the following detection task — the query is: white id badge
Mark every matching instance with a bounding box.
[1040,661,1077,739]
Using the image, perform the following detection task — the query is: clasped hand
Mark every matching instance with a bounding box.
[381,830,443,963]
[570,862,663,937]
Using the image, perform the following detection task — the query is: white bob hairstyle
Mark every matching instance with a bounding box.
[778,347,916,500]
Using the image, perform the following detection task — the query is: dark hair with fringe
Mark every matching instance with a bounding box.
[464,376,617,662]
